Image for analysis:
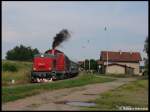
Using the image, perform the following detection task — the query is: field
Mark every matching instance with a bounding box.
[82,78,148,111]
[2,60,32,86]
[2,60,148,111]
[2,60,115,103]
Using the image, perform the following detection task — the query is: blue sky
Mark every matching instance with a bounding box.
[2,1,148,64]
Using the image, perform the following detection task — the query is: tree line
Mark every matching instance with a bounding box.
[6,45,40,61]
[80,59,98,71]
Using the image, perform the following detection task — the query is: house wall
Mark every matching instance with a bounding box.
[117,62,140,75]
[104,62,140,75]
[106,65,125,74]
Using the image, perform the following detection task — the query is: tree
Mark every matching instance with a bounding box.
[144,37,148,55]
[6,45,40,61]
[84,59,89,70]
[143,36,148,75]
[82,59,98,71]
[90,59,98,70]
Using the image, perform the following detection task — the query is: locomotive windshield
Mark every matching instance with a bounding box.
[34,54,55,58]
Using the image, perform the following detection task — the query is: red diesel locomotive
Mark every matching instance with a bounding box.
[31,49,79,82]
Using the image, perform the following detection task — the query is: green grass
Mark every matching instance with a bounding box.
[2,73,115,103]
[2,60,32,86]
[82,79,148,111]
[103,73,139,78]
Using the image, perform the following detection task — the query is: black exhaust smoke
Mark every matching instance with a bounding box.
[52,29,71,49]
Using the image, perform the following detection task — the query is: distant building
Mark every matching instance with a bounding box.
[78,61,84,66]
[98,51,142,75]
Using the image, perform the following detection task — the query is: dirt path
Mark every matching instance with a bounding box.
[2,77,137,111]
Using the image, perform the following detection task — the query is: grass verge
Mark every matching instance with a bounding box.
[2,73,115,103]
[2,60,32,86]
[82,79,148,111]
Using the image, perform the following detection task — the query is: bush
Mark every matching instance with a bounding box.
[2,63,18,72]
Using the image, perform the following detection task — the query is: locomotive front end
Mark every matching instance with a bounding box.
[31,53,56,83]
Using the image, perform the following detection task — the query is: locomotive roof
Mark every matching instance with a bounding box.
[45,49,63,54]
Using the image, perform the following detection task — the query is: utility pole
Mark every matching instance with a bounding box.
[89,59,91,73]
[84,59,85,70]
[107,52,108,73]
[105,26,109,73]
[89,59,90,73]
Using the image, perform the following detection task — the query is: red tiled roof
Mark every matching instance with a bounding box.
[100,51,142,62]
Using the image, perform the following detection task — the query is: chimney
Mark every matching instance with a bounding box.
[119,50,122,55]
[130,50,132,55]
[130,51,132,55]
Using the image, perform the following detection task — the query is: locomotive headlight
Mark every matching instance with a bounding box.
[33,67,36,70]
[49,67,51,70]
[41,54,44,57]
